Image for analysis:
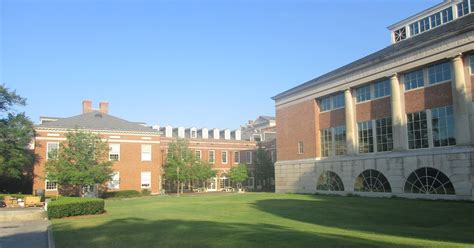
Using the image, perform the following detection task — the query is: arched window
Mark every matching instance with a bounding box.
[354,169,391,192]
[404,167,455,195]
[316,171,344,191]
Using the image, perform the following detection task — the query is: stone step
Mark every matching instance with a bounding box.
[0,208,47,222]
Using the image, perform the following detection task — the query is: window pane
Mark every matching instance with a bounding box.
[376,117,393,152]
[404,69,424,90]
[428,62,451,84]
[320,97,331,111]
[334,126,346,156]
[374,79,391,98]
[432,106,456,147]
[356,85,371,102]
[442,7,453,23]
[358,121,374,153]
[320,129,333,157]
[407,111,429,149]
[332,93,345,109]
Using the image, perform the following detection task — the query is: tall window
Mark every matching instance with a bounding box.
[246,151,252,164]
[470,54,474,72]
[442,7,453,23]
[45,179,58,191]
[320,129,332,157]
[234,151,240,164]
[334,126,346,156]
[109,144,120,161]
[195,150,202,160]
[298,141,304,154]
[141,144,152,161]
[356,85,371,102]
[208,150,215,164]
[374,79,391,98]
[108,172,120,190]
[407,111,429,149]
[358,121,374,153]
[428,62,451,85]
[191,130,197,138]
[376,117,393,152]
[46,142,59,160]
[332,93,345,109]
[141,171,151,189]
[432,106,456,147]
[404,69,424,90]
[320,97,331,112]
[457,0,469,17]
[222,151,228,164]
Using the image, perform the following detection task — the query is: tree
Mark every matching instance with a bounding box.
[163,139,197,195]
[0,84,34,181]
[228,164,248,190]
[45,129,114,197]
[254,143,275,191]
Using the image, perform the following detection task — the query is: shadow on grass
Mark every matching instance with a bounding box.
[253,195,474,245]
[53,217,423,248]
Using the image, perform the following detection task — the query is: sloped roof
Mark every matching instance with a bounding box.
[36,111,157,133]
[272,13,474,101]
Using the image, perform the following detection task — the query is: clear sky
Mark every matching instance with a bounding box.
[1,0,439,129]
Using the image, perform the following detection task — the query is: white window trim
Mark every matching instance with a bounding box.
[195,150,202,160]
[234,151,240,164]
[222,151,228,164]
[46,142,59,160]
[297,141,304,154]
[208,150,215,164]
[246,151,253,164]
[141,144,152,161]
[108,172,120,190]
[141,171,151,189]
[45,179,58,191]
[109,144,120,161]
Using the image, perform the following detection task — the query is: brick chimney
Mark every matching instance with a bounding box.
[82,100,92,114]
[99,101,109,114]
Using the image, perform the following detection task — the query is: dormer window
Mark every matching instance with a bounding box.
[394,27,406,42]
[457,0,469,17]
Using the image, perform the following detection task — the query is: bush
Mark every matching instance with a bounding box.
[47,197,105,219]
[102,190,140,199]
[141,189,151,196]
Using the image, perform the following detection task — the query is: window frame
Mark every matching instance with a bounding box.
[45,179,58,191]
[46,142,59,160]
[108,172,120,190]
[404,69,425,91]
[109,143,120,161]
[234,151,240,164]
[221,151,228,164]
[140,171,151,189]
[141,144,152,161]
[375,117,394,152]
[334,126,346,156]
[356,84,371,103]
[428,61,452,85]
[195,150,202,160]
[431,106,456,147]
[407,111,429,150]
[297,141,304,155]
[358,120,374,154]
[246,151,252,164]
[373,79,391,99]
[208,150,215,164]
[320,128,333,157]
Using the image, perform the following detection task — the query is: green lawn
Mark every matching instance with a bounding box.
[52,193,474,248]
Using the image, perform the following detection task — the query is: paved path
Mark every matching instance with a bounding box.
[0,220,49,248]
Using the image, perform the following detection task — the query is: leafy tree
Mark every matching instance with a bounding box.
[163,139,197,194]
[45,130,114,197]
[0,84,34,180]
[254,143,275,191]
[228,164,248,189]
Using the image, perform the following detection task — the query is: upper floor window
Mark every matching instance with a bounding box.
[195,150,202,160]
[356,85,371,102]
[222,151,228,164]
[46,142,59,160]
[320,97,331,112]
[109,144,120,161]
[432,106,456,147]
[430,12,441,28]
[419,17,430,32]
[297,141,304,154]
[208,150,215,164]
[404,69,424,90]
[470,54,474,73]
[471,0,474,12]
[191,130,197,138]
[332,93,345,109]
[246,151,252,164]
[319,92,344,112]
[374,80,391,99]
[234,151,240,164]
[407,111,429,149]
[442,7,454,23]
[393,27,406,42]
[409,22,419,36]
[334,126,346,156]
[358,121,374,154]
[141,144,152,161]
[428,62,451,85]
[457,0,469,17]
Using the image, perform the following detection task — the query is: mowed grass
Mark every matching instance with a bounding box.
[52,193,474,248]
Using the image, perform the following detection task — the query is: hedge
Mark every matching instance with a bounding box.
[47,197,105,219]
[102,190,141,199]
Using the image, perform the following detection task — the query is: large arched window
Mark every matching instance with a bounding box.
[316,171,344,191]
[354,169,392,192]
[404,167,455,195]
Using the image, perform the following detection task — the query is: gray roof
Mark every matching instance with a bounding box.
[272,13,474,101]
[36,111,158,133]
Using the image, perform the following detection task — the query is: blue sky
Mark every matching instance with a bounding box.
[1,0,439,129]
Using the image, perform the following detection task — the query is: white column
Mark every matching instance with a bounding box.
[345,89,356,155]
[451,54,471,145]
[390,74,406,150]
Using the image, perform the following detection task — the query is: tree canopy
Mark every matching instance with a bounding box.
[0,84,34,180]
[45,130,114,196]
[228,164,248,189]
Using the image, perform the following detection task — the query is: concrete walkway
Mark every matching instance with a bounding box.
[0,219,49,248]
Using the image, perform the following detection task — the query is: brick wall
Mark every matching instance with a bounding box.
[319,108,345,129]
[276,99,318,161]
[356,97,391,122]
[405,82,453,113]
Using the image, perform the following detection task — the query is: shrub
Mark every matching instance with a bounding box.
[102,190,140,199]
[47,197,105,219]
[141,189,151,196]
